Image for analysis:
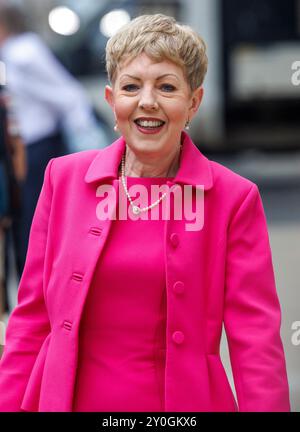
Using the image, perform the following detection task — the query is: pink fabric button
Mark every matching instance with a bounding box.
[170,233,179,247]
[172,331,185,344]
[72,272,83,282]
[63,320,72,331]
[173,281,185,294]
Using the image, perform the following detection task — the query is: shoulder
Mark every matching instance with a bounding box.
[49,149,100,185]
[207,158,260,218]
[2,33,41,65]
[209,158,257,194]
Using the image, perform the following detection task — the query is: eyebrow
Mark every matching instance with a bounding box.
[120,73,179,81]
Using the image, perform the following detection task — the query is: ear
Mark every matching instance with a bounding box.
[105,85,114,109]
[188,86,204,119]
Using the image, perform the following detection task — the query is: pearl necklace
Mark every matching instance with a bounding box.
[120,145,182,215]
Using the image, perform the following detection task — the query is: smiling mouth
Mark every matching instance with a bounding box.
[133,120,166,134]
[133,119,166,129]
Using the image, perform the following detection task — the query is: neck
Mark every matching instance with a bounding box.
[120,145,182,178]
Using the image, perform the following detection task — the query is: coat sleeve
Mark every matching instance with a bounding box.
[223,183,291,412]
[0,158,54,411]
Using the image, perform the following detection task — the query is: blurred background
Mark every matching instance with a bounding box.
[0,0,299,411]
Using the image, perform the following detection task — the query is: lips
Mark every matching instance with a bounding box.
[134,117,166,123]
[134,120,165,135]
[134,117,165,123]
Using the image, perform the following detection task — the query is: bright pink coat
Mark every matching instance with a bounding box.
[0,131,291,411]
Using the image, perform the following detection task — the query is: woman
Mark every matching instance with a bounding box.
[0,14,291,412]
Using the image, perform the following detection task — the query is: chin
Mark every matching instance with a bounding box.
[127,137,158,152]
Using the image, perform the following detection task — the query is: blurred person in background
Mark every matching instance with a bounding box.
[0,2,105,277]
[0,83,26,323]
[0,14,291,412]
[0,85,26,316]
[0,84,8,325]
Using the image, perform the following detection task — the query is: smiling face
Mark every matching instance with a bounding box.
[105,52,203,158]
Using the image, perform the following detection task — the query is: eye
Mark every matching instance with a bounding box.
[160,84,176,92]
[122,84,139,92]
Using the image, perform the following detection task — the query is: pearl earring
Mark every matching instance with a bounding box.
[114,123,119,132]
[185,120,190,130]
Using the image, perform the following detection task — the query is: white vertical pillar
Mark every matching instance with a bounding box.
[181,0,224,147]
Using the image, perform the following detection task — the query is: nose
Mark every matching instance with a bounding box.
[138,87,158,110]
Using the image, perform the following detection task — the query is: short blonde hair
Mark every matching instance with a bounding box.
[105,13,208,92]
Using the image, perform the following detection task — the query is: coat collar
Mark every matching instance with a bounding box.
[84,130,214,190]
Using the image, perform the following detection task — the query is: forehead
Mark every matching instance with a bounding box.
[116,52,184,81]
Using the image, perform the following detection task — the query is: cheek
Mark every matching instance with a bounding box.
[114,99,134,123]
[167,105,188,123]
[162,98,188,123]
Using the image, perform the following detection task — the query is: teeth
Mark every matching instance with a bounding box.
[136,120,164,127]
